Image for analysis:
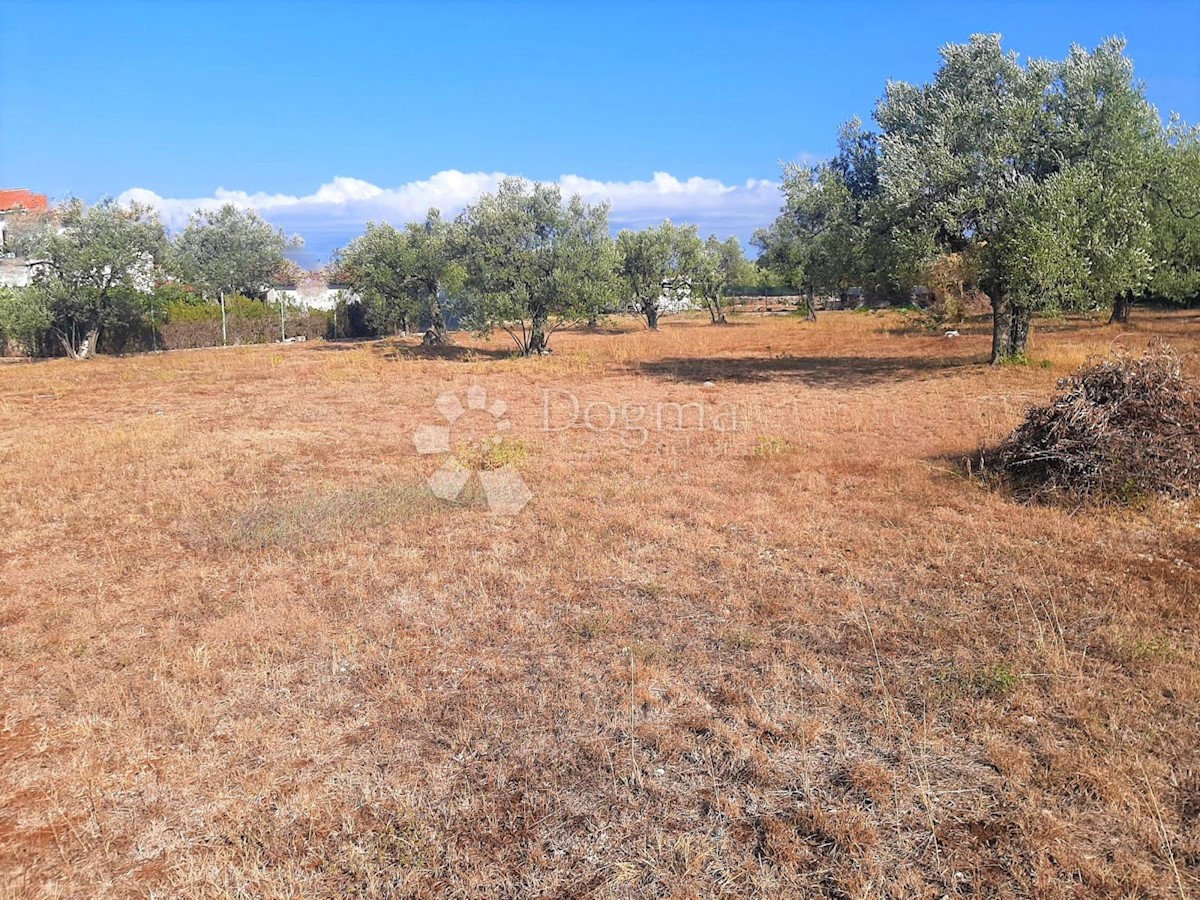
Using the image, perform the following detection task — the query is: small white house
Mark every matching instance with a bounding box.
[0,258,38,288]
[658,278,700,315]
[266,271,360,311]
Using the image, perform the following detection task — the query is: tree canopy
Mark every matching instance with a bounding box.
[458,178,613,354]
[754,120,894,320]
[692,235,752,324]
[171,204,295,345]
[1141,117,1200,312]
[6,33,1196,367]
[337,209,467,343]
[877,35,1161,360]
[29,199,166,359]
[616,224,672,330]
[171,204,294,299]
[754,35,1188,360]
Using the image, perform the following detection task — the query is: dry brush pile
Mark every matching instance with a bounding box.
[988,344,1200,503]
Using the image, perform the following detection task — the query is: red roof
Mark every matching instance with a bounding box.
[0,189,48,212]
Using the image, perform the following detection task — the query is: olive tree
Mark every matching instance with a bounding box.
[171,204,295,345]
[337,211,464,341]
[336,223,418,334]
[618,222,741,327]
[876,35,1158,362]
[459,178,612,354]
[695,235,754,324]
[617,225,672,330]
[753,163,853,320]
[1134,116,1200,320]
[29,199,165,359]
[555,196,621,329]
[1,208,57,258]
[403,208,465,345]
[755,120,889,319]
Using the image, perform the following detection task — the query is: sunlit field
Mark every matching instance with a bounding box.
[2,309,1198,898]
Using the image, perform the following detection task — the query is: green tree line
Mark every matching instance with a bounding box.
[0,183,756,358]
[753,35,1200,362]
[2,35,1195,362]
[335,179,755,355]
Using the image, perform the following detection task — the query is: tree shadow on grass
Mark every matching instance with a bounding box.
[698,317,766,327]
[395,343,516,361]
[638,353,979,388]
[885,312,995,338]
[562,321,644,335]
[312,339,515,361]
[311,340,370,352]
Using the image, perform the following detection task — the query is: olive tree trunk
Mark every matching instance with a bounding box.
[989,292,1032,363]
[55,325,100,360]
[528,308,550,355]
[990,292,1012,364]
[1109,291,1133,324]
[426,282,452,345]
[642,297,660,331]
[1010,303,1031,359]
[709,292,727,324]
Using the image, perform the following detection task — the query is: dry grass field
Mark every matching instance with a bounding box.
[1,308,1198,898]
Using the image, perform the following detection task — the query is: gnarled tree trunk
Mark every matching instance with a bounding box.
[426,282,452,345]
[642,298,659,331]
[1009,302,1031,359]
[1109,291,1133,324]
[55,325,100,360]
[709,292,727,324]
[989,292,1032,363]
[804,285,817,322]
[527,306,550,355]
[990,292,1013,364]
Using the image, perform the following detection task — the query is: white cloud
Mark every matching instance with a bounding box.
[117,169,783,260]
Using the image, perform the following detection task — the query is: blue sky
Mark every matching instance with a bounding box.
[2,0,1197,262]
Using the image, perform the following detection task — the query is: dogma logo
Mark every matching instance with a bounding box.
[412,386,533,515]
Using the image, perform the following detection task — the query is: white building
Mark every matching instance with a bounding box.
[0,258,38,288]
[266,271,360,311]
[656,278,700,315]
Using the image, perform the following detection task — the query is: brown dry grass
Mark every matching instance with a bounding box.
[1,308,1198,898]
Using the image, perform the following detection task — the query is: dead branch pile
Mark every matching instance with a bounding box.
[989,345,1200,502]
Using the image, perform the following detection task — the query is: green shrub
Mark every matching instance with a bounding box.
[153,281,205,307]
[225,294,271,319]
[163,293,270,323]
[164,301,222,323]
[0,287,53,356]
